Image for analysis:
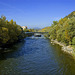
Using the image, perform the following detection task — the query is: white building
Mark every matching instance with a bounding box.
[22,26,27,30]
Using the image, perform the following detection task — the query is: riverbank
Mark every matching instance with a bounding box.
[48,37,75,58]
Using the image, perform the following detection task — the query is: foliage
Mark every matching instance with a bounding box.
[65,11,75,19]
[40,11,75,46]
[24,28,34,32]
[38,27,51,32]
[72,37,75,45]
[0,16,25,47]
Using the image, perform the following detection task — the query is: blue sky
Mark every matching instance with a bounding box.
[0,0,75,28]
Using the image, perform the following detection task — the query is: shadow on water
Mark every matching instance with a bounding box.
[0,35,43,60]
[0,36,43,60]
[0,39,28,60]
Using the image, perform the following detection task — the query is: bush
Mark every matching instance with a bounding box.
[72,37,75,45]
[0,16,26,47]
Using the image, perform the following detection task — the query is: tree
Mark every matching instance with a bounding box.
[9,19,13,25]
[72,37,75,45]
[52,21,58,26]
[0,15,26,47]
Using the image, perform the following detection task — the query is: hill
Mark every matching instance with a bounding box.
[40,11,75,47]
[65,11,75,18]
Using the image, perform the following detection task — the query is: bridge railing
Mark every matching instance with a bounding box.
[25,32,48,34]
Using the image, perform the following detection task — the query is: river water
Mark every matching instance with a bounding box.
[0,36,75,75]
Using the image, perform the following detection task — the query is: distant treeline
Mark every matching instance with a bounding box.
[40,11,75,46]
[0,16,25,47]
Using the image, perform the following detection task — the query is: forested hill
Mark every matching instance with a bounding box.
[40,11,75,47]
[0,16,25,47]
[65,11,75,19]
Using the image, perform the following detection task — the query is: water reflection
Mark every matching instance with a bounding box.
[50,43,75,75]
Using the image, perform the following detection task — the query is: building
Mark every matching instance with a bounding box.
[22,26,27,30]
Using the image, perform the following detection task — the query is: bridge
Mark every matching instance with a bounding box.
[25,32,48,36]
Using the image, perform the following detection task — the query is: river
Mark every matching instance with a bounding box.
[0,36,75,75]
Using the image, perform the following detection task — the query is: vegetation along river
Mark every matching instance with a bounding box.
[0,35,75,75]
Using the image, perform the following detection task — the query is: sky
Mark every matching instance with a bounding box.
[0,0,75,28]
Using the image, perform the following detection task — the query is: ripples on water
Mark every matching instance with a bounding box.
[0,36,75,75]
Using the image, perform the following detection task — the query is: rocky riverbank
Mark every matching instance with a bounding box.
[50,39,74,55]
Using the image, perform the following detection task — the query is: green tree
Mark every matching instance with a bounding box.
[72,37,75,45]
